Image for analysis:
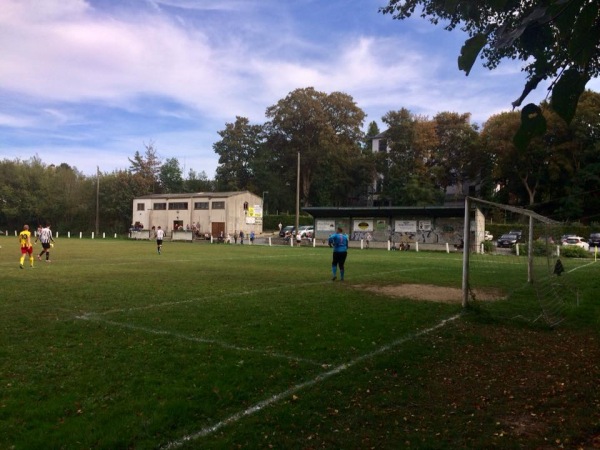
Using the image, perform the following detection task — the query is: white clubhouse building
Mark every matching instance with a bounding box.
[131,191,263,238]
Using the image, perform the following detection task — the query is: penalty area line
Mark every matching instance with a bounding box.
[160,313,461,450]
[76,314,325,367]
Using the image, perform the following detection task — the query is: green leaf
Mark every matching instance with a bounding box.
[488,0,509,11]
[551,68,590,124]
[551,0,583,37]
[513,104,547,151]
[568,1,599,67]
[458,33,487,75]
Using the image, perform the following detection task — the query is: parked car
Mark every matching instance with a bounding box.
[509,230,523,239]
[279,225,295,237]
[496,233,520,248]
[297,225,314,238]
[561,234,577,244]
[484,230,493,241]
[588,233,600,247]
[562,236,589,251]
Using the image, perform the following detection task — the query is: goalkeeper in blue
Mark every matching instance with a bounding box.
[328,227,349,281]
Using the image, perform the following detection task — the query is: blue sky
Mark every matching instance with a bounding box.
[2,0,598,178]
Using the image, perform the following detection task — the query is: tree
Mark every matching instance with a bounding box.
[264,87,367,208]
[481,107,573,207]
[364,120,381,151]
[430,112,480,200]
[185,169,213,193]
[378,109,443,205]
[380,0,599,146]
[100,170,152,232]
[556,90,600,220]
[214,116,263,191]
[159,158,184,194]
[128,142,161,193]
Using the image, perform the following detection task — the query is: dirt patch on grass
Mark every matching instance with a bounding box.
[354,283,505,303]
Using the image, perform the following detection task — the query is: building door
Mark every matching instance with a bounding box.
[211,222,225,238]
[173,220,183,230]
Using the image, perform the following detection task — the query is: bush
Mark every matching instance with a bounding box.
[559,245,590,258]
[516,240,557,257]
[482,240,495,253]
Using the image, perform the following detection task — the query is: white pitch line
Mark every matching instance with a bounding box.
[160,313,461,450]
[76,314,325,367]
[566,259,598,273]
[84,268,422,317]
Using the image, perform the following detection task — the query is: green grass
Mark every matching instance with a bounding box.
[1,237,598,449]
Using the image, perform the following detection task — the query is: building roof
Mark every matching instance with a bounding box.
[302,205,465,218]
[134,191,258,200]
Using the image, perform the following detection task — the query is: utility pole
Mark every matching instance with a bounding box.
[95,166,100,235]
[295,152,300,243]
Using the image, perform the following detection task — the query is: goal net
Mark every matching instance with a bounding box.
[462,197,578,327]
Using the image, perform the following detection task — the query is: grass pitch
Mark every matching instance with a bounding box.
[1,237,598,449]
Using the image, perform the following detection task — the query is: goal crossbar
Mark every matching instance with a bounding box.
[465,197,560,225]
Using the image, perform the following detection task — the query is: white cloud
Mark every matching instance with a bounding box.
[0,0,597,177]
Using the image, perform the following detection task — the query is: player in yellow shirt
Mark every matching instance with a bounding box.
[18,224,34,269]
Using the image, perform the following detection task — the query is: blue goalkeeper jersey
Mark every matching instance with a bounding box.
[328,232,348,252]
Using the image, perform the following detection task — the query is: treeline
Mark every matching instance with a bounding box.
[0,149,213,233]
[1,87,599,233]
[213,87,600,223]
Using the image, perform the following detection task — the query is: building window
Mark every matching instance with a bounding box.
[153,203,167,210]
[212,201,225,209]
[137,203,145,211]
[194,202,209,210]
[168,202,188,210]
[378,139,387,153]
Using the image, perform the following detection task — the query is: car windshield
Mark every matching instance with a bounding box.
[500,234,516,239]
[566,238,581,243]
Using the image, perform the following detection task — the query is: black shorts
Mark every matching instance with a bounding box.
[157,240,163,246]
[42,242,51,250]
[332,251,347,267]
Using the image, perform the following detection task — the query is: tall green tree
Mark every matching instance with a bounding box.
[264,87,367,208]
[128,142,161,194]
[481,106,574,208]
[100,170,152,232]
[430,112,480,199]
[378,109,442,205]
[556,90,600,220]
[214,116,263,191]
[185,169,214,193]
[159,157,184,194]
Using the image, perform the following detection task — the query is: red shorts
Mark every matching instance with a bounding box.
[21,246,33,255]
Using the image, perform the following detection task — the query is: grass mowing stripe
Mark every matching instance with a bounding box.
[76,314,326,366]
[81,267,424,317]
[160,313,461,450]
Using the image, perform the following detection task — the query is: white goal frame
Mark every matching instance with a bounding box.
[461,196,560,307]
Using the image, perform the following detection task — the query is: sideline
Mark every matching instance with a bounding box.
[160,313,461,450]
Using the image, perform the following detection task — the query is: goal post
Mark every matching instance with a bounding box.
[460,196,574,326]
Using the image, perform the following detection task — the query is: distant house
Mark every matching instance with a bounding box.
[370,131,480,206]
[131,191,263,238]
